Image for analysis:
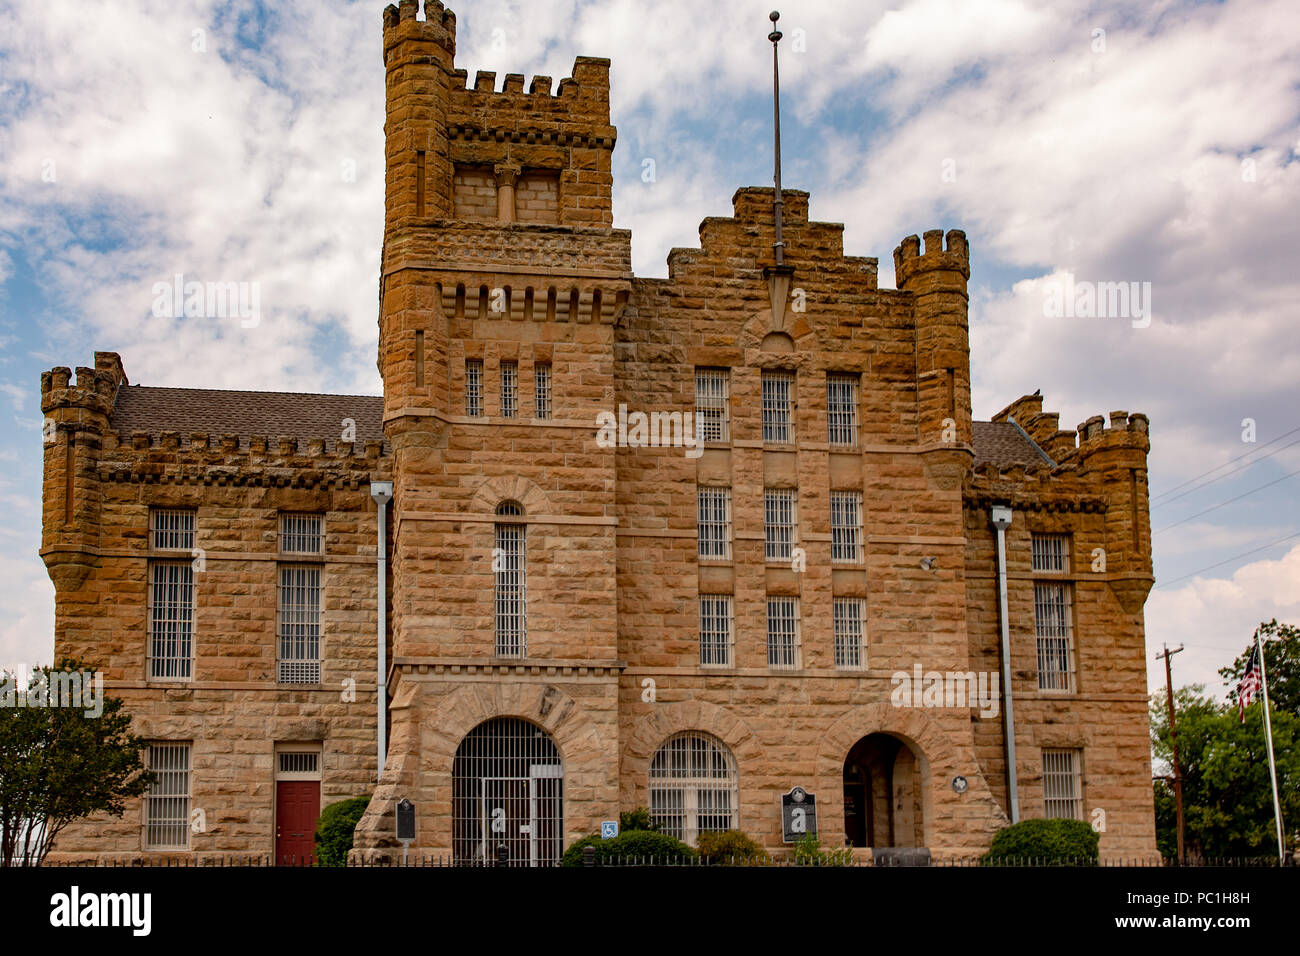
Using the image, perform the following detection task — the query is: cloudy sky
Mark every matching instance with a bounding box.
[0,0,1296,699]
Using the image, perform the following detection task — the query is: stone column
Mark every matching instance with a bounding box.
[494,164,520,223]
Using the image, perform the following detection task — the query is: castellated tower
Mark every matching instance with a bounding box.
[363,0,633,856]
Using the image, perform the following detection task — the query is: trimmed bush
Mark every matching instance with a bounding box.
[562,828,696,866]
[981,818,1100,865]
[696,829,769,865]
[313,795,371,867]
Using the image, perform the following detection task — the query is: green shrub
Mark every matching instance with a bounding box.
[562,828,696,866]
[791,832,854,866]
[313,795,371,867]
[981,818,1100,865]
[696,829,769,865]
[619,807,659,832]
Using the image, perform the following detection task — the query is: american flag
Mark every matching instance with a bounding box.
[1237,643,1263,723]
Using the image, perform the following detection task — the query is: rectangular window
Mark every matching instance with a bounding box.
[766,596,801,670]
[827,373,859,446]
[694,368,730,442]
[148,561,194,680]
[278,565,322,683]
[145,743,191,849]
[830,491,863,563]
[1042,749,1083,820]
[764,488,798,562]
[466,359,483,417]
[534,363,552,419]
[761,370,794,443]
[699,595,734,668]
[150,508,195,551]
[833,598,865,670]
[1035,581,1074,692]
[500,361,518,418]
[697,486,732,560]
[495,522,526,657]
[1032,533,1070,572]
[279,513,323,555]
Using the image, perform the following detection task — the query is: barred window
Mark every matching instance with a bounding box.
[833,598,865,670]
[697,486,732,560]
[830,491,863,563]
[145,743,191,850]
[699,595,734,668]
[827,373,859,446]
[695,368,730,442]
[764,488,798,561]
[150,508,195,551]
[495,519,526,657]
[1035,582,1074,692]
[649,733,737,846]
[766,596,800,670]
[279,513,323,555]
[1042,749,1083,820]
[1032,533,1070,572]
[148,561,194,680]
[278,565,322,683]
[466,359,483,417]
[534,363,552,419]
[500,361,518,418]
[761,370,794,443]
[277,752,320,776]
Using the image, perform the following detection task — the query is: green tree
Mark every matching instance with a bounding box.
[1150,684,1298,859]
[1219,619,1299,718]
[0,659,152,866]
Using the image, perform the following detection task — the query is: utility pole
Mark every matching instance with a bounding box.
[1157,644,1186,864]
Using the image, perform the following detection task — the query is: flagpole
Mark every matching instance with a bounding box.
[1255,627,1285,865]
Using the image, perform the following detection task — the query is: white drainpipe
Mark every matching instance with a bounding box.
[369,481,393,784]
[990,505,1019,823]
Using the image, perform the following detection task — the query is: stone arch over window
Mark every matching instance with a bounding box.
[648,732,738,845]
[469,474,551,516]
[623,701,764,828]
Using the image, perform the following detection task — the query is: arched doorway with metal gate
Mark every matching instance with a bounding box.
[452,717,564,866]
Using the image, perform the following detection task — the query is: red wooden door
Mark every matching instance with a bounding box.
[276,780,320,865]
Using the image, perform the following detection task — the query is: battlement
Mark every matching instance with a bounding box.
[382,0,456,57]
[41,361,120,421]
[893,229,970,287]
[992,392,1149,463]
[731,187,810,225]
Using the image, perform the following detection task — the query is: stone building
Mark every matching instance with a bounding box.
[41,0,1157,863]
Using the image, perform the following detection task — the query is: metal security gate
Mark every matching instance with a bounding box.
[452,718,563,866]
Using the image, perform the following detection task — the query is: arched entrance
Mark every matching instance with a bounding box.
[842,733,924,849]
[452,717,564,866]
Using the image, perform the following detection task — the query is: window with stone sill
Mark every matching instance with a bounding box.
[144,742,191,850]
[761,369,795,444]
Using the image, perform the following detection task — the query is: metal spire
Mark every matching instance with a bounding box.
[769,10,784,266]
[764,11,795,331]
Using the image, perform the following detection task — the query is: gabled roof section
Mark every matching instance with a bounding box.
[972,420,1052,468]
[110,385,385,445]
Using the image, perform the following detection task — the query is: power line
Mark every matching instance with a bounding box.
[1152,435,1300,508]
[1154,530,1300,589]
[1153,467,1300,534]
[1150,425,1300,504]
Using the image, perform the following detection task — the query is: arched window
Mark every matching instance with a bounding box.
[494,503,525,656]
[649,732,738,844]
[452,718,563,866]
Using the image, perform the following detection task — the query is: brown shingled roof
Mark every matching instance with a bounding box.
[110,385,385,448]
[972,421,1052,468]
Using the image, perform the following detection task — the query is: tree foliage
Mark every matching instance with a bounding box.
[1150,681,1298,859]
[0,659,152,866]
[1219,619,1299,718]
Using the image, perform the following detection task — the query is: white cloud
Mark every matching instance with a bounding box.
[1146,544,1300,696]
